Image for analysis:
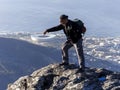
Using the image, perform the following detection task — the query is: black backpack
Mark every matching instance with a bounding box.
[73,19,86,34]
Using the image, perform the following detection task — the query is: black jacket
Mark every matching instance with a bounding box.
[46,20,83,43]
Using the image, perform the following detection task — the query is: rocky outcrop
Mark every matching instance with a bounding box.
[7,64,120,90]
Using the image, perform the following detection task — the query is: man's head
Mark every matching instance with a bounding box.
[60,14,68,25]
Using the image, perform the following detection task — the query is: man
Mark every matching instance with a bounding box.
[44,14,85,71]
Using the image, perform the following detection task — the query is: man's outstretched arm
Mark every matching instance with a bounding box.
[44,24,63,35]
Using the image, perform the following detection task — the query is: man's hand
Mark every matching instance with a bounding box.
[43,30,48,35]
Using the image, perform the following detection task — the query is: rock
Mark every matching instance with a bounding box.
[7,63,120,90]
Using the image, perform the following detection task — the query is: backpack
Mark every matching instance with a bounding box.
[73,19,86,34]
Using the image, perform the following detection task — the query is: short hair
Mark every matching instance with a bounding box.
[60,14,68,19]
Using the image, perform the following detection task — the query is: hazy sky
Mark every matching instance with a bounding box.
[0,0,120,36]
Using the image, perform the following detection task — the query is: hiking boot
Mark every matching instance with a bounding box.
[59,62,69,66]
[76,68,85,73]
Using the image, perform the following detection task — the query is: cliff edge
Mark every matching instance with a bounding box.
[7,63,120,90]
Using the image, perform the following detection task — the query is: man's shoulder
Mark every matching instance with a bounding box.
[68,20,74,24]
[68,19,78,26]
[68,19,73,23]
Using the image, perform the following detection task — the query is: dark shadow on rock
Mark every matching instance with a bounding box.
[35,74,58,90]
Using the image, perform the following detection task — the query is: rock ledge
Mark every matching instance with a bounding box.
[7,64,120,90]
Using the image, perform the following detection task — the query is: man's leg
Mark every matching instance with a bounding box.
[73,39,85,69]
[61,40,73,64]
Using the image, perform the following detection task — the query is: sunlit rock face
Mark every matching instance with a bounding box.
[7,63,120,90]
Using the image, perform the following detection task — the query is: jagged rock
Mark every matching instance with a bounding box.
[7,63,120,90]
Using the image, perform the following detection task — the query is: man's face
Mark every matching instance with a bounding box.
[60,19,68,25]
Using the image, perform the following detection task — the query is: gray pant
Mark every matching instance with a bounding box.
[62,39,85,69]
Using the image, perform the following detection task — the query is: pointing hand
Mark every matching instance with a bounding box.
[43,30,48,35]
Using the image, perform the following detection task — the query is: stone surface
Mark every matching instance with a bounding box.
[7,63,120,90]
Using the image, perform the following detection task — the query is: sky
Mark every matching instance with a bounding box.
[0,0,120,36]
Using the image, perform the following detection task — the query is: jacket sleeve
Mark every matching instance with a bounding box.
[46,24,64,32]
